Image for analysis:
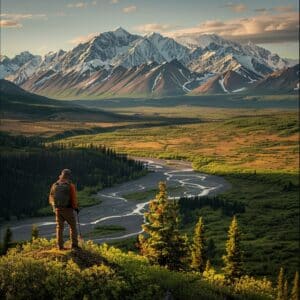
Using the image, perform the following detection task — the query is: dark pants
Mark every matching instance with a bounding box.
[55,208,78,248]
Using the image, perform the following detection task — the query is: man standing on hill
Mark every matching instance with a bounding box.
[49,169,80,250]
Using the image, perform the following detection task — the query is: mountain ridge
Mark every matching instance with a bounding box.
[1,28,298,98]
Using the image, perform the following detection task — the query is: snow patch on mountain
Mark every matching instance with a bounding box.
[152,72,162,92]
[219,76,229,93]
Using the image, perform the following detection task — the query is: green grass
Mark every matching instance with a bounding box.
[84,225,126,238]
[0,238,277,299]
[123,186,183,201]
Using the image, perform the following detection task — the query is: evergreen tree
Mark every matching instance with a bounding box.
[205,260,211,273]
[291,271,299,300]
[139,181,188,270]
[2,227,12,254]
[31,224,39,240]
[222,216,243,282]
[190,217,206,272]
[283,280,288,300]
[277,267,284,300]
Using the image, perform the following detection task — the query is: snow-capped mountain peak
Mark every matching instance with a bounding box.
[1,28,294,96]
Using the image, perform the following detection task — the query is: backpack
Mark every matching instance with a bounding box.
[53,181,71,208]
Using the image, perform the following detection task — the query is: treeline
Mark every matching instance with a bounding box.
[178,195,245,225]
[0,134,146,220]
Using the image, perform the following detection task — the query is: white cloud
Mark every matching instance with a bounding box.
[110,0,119,3]
[0,20,22,28]
[224,3,247,13]
[166,12,299,44]
[67,2,88,8]
[0,13,47,20]
[123,5,137,13]
[0,13,47,28]
[68,32,99,44]
[135,23,178,34]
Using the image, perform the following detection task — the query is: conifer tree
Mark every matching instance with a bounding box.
[277,267,284,300]
[222,216,243,282]
[2,227,12,254]
[191,217,206,272]
[283,280,288,300]
[291,271,299,300]
[31,224,39,240]
[139,181,188,270]
[205,260,211,273]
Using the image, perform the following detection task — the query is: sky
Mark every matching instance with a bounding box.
[0,0,299,59]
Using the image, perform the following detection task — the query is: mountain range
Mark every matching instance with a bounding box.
[1,27,298,98]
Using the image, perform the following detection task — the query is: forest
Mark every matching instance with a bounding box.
[0,133,146,220]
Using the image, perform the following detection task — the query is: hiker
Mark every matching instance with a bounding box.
[49,169,80,250]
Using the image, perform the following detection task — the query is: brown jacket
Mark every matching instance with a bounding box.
[49,179,78,209]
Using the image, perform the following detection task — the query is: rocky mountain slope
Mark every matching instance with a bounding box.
[1,28,297,98]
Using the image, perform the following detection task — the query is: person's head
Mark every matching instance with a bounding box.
[59,169,72,180]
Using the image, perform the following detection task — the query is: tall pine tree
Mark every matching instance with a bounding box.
[190,217,206,272]
[222,216,243,282]
[277,267,284,300]
[283,280,288,300]
[291,271,299,300]
[139,181,188,270]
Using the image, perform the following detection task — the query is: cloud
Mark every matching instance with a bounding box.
[110,0,119,3]
[68,32,99,44]
[91,1,97,5]
[273,5,295,13]
[166,11,299,44]
[135,23,177,34]
[122,5,137,13]
[254,8,268,13]
[0,20,22,28]
[224,3,247,13]
[254,5,295,13]
[67,2,88,8]
[0,13,47,28]
[0,13,47,20]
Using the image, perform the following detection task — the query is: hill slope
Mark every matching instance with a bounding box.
[0,238,276,299]
[252,64,299,93]
[191,70,249,94]
[0,79,138,121]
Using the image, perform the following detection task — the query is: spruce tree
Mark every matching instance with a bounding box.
[291,271,299,300]
[2,227,12,254]
[283,280,288,300]
[205,260,211,272]
[139,181,188,270]
[31,224,39,240]
[190,217,206,272]
[222,216,243,282]
[277,267,284,300]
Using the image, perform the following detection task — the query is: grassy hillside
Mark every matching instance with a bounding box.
[0,238,278,300]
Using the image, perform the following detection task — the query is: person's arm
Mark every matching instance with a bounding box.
[49,184,55,211]
[70,183,78,209]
